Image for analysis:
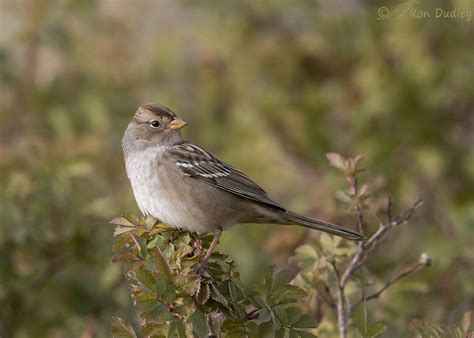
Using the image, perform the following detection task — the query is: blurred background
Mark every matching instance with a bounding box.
[0,0,472,337]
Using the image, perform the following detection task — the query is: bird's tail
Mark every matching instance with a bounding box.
[280,211,365,241]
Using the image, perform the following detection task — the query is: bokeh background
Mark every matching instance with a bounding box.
[0,0,472,337]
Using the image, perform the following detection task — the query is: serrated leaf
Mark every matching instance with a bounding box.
[196,282,210,304]
[175,274,201,296]
[210,283,229,307]
[111,317,137,338]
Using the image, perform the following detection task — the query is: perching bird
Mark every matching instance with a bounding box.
[122,103,363,270]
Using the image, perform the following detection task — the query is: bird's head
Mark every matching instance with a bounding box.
[123,103,188,149]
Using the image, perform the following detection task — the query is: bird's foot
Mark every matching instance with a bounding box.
[195,257,209,276]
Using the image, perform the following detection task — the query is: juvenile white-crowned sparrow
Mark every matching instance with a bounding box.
[122,103,363,267]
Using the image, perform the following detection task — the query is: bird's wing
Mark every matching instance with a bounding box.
[167,142,284,210]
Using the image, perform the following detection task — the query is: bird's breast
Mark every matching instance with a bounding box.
[124,147,218,233]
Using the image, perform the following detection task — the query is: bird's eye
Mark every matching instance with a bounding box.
[150,120,160,128]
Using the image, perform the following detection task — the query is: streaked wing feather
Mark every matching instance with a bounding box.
[169,142,284,210]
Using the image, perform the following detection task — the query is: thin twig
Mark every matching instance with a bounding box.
[387,196,393,223]
[321,284,337,308]
[334,197,424,338]
[348,260,427,316]
[331,261,348,338]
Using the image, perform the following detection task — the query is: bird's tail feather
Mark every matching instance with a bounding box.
[280,211,365,241]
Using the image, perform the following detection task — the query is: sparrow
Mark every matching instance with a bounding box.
[122,103,363,270]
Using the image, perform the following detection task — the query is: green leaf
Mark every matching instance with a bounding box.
[210,283,229,308]
[335,189,353,203]
[228,280,238,302]
[145,215,157,229]
[411,319,447,338]
[154,247,173,282]
[258,307,272,323]
[274,305,289,326]
[112,252,140,263]
[142,323,167,337]
[292,329,317,338]
[293,314,317,329]
[176,320,187,338]
[113,225,137,237]
[272,285,307,305]
[319,233,335,253]
[257,321,273,337]
[156,277,176,303]
[273,268,293,290]
[196,282,210,304]
[366,322,388,337]
[293,245,319,270]
[175,274,200,296]
[110,216,136,227]
[285,306,303,326]
[354,301,367,335]
[189,310,208,337]
[221,320,247,336]
[111,317,137,338]
[274,327,286,338]
[135,267,156,292]
[264,265,275,292]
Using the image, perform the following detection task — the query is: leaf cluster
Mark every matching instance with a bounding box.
[111,215,317,337]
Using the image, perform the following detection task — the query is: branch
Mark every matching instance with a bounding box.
[348,253,431,315]
[331,261,348,338]
[340,198,423,287]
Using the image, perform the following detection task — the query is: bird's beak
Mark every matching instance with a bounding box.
[169,118,188,130]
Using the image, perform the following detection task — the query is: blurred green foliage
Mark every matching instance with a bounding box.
[0,0,472,337]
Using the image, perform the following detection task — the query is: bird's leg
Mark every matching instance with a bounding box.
[196,226,222,275]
